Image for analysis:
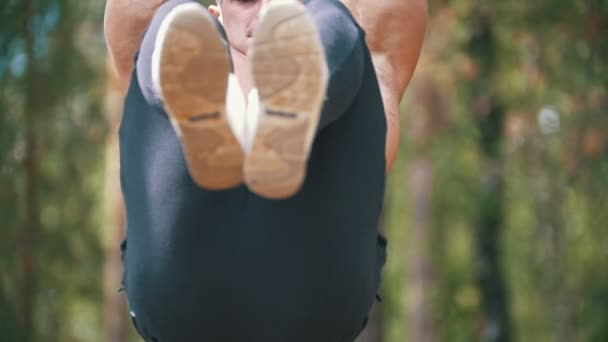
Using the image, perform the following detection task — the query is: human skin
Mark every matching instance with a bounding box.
[104,0,166,90]
[340,0,427,172]
[104,0,427,172]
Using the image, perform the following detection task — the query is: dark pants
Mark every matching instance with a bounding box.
[119,0,387,341]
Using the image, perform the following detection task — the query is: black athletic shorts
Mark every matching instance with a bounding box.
[119,0,387,341]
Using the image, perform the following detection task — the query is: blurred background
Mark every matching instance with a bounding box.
[1,0,607,341]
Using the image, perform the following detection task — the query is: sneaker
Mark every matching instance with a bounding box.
[153,3,244,190]
[245,0,328,199]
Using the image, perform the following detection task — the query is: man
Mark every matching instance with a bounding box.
[104,0,426,341]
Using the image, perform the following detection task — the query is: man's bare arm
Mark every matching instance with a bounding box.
[104,0,166,91]
[341,0,427,171]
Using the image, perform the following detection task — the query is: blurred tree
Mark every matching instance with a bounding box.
[406,75,448,342]
[1,0,106,340]
[20,2,41,340]
[465,9,512,342]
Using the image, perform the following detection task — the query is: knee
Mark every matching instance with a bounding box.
[306,0,363,73]
[136,0,200,107]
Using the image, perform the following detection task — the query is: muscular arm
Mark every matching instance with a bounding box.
[341,0,427,172]
[104,0,166,92]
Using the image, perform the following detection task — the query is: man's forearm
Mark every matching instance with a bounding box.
[104,0,166,91]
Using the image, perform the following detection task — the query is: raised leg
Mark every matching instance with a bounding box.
[137,0,244,190]
[244,0,368,199]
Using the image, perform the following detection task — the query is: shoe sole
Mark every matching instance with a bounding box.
[245,0,328,199]
[155,4,243,189]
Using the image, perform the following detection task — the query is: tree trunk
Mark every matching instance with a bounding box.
[408,155,436,342]
[404,75,445,342]
[21,99,38,342]
[103,60,129,342]
[534,136,573,342]
[468,12,512,342]
[474,156,510,342]
[20,1,39,340]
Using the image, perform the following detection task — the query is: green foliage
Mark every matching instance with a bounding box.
[382,0,608,341]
